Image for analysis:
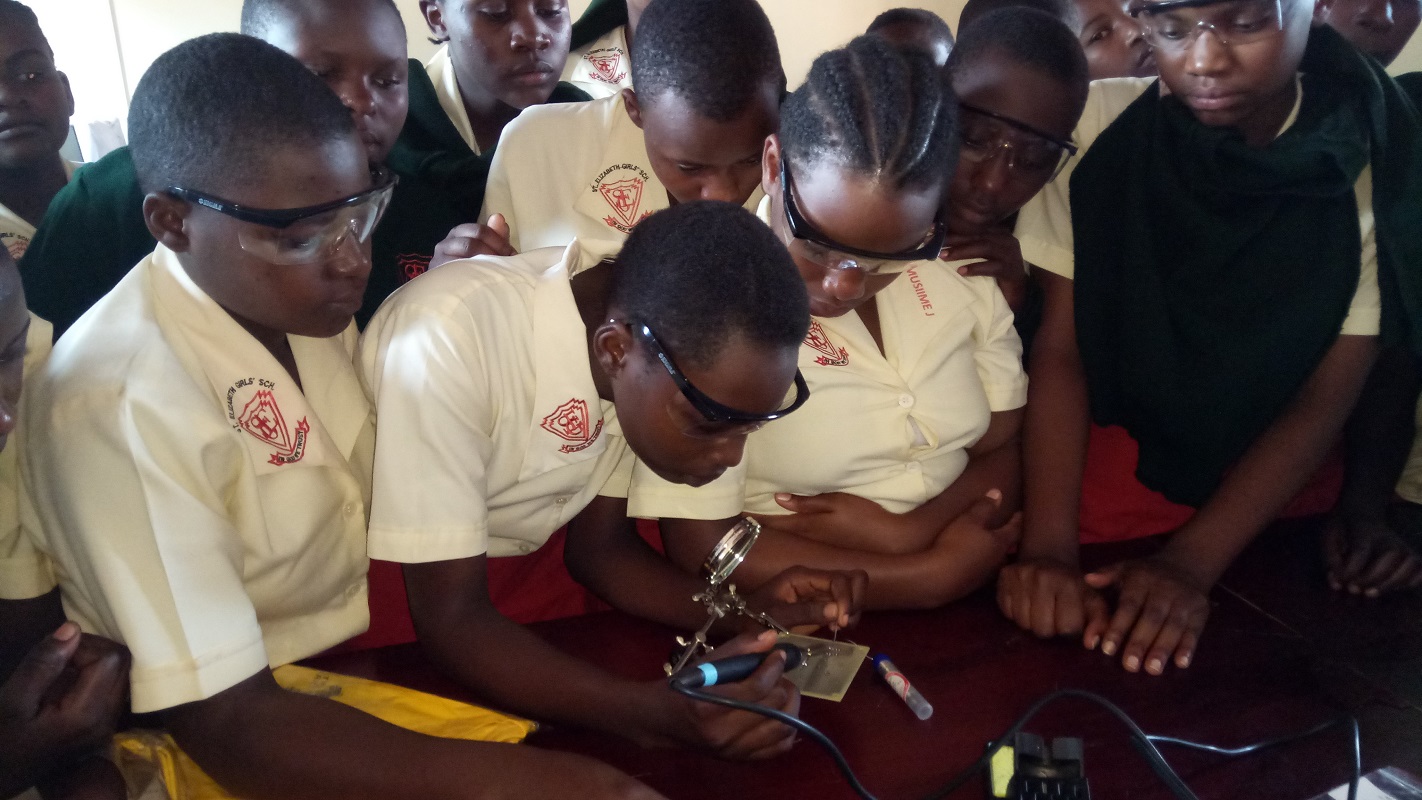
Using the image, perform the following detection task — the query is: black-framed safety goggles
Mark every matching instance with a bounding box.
[780,157,946,275]
[632,322,811,426]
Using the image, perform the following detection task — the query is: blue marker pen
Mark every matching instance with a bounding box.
[873,654,933,720]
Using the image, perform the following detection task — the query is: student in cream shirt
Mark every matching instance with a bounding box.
[23,240,374,713]
[361,201,864,763]
[481,0,784,252]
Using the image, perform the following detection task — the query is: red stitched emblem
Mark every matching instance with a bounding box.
[599,177,645,229]
[3,233,29,262]
[804,321,849,367]
[237,389,310,465]
[586,52,625,84]
[541,398,604,453]
[399,253,432,282]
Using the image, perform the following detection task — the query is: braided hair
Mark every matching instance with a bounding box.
[779,35,957,195]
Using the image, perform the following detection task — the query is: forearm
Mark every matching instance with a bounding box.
[165,672,544,800]
[907,433,1022,547]
[564,503,724,631]
[408,572,658,741]
[1020,343,1091,564]
[1166,336,1380,584]
[1337,345,1419,523]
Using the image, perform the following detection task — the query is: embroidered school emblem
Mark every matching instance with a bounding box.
[591,164,655,234]
[226,379,310,466]
[584,48,627,85]
[398,252,431,282]
[541,398,605,454]
[804,321,849,367]
[2,232,29,262]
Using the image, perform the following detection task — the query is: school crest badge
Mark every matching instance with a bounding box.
[591,164,655,234]
[804,321,849,367]
[541,398,604,454]
[398,252,431,282]
[2,233,29,262]
[583,48,627,85]
[226,379,310,466]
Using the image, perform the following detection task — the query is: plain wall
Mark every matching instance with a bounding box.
[41,0,1422,126]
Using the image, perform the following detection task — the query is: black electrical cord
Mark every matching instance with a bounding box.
[673,672,1361,800]
[669,682,880,800]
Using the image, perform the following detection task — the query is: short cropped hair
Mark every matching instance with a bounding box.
[631,0,786,121]
[239,0,404,39]
[959,0,1083,33]
[0,1,49,54]
[948,7,1090,107]
[128,33,356,194]
[780,35,958,194]
[868,8,954,42]
[611,201,809,370]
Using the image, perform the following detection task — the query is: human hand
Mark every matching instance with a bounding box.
[651,630,800,760]
[751,491,926,553]
[0,623,130,796]
[998,556,1108,642]
[941,232,1028,311]
[1085,557,1211,675]
[745,565,867,634]
[1324,514,1422,597]
[428,214,517,270]
[931,490,1021,560]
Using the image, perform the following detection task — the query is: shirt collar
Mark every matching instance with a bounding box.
[426,45,480,155]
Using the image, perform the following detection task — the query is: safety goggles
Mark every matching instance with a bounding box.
[632,322,810,438]
[780,158,946,277]
[1129,0,1286,51]
[958,103,1078,181]
[166,170,398,266]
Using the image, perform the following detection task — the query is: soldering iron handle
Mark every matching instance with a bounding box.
[669,643,805,689]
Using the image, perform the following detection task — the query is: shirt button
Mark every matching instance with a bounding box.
[898,394,914,408]
[906,462,921,472]
[343,503,357,517]
[555,496,569,506]
[345,582,362,598]
[518,543,533,554]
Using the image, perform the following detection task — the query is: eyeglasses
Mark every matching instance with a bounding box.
[957,103,1078,181]
[780,158,946,276]
[166,171,398,266]
[631,322,810,438]
[1129,0,1286,51]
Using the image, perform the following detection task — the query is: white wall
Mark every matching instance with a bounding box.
[33,0,1422,143]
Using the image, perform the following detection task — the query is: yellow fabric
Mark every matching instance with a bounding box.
[111,664,536,800]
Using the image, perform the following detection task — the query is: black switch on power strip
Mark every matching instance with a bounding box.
[996,732,1091,800]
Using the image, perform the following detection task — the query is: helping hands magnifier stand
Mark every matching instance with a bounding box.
[664,518,791,676]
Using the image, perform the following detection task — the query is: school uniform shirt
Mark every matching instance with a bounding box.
[360,239,635,564]
[481,92,764,253]
[21,245,374,713]
[1016,76,1380,336]
[1394,398,1422,505]
[0,315,54,601]
[0,161,77,262]
[562,26,632,100]
[626,200,1028,523]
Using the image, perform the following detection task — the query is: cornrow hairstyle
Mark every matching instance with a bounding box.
[611,201,809,371]
[128,34,356,194]
[240,0,404,38]
[958,0,1083,34]
[947,7,1090,113]
[779,35,958,194]
[631,0,786,121]
[0,1,50,54]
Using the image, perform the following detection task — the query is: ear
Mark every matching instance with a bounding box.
[1311,0,1333,20]
[142,193,192,253]
[57,72,75,118]
[621,88,645,129]
[419,0,450,42]
[761,133,781,197]
[592,319,635,380]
